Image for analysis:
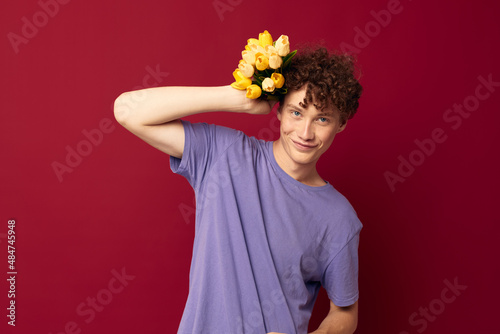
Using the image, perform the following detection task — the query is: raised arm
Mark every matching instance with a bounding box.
[113,85,273,158]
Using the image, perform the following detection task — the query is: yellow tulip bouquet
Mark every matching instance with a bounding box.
[230,30,297,100]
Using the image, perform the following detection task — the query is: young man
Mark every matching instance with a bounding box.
[114,47,363,334]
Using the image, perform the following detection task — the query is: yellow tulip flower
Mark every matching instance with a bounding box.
[271,73,285,89]
[231,69,252,90]
[242,50,257,66]
[246,84,262,99]
[255,54,269,71]
[259,30,273,47]
[269,54,283,69]
[238,62,254,78]
[275,35,290,57]
[262,78,275,93]
[247,38,260,46]
[249,43,266,55]
[264,45,278,58]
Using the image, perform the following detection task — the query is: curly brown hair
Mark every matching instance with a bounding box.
[279,47,363,125]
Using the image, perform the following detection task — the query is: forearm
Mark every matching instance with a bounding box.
[114,85,253,127]
[310,303,358,334]
[113,85,246,126]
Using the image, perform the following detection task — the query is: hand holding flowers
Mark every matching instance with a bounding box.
[231,30,297,100]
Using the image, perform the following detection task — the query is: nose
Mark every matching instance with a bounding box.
[298,120,314,141]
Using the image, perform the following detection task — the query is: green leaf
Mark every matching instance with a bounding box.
[254,74,264,83]
[282,50,297,68]
[263,69,274,77]
[275,87,287,95]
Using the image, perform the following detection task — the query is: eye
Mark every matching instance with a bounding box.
[318,117,329,123]
[292,111,301,117]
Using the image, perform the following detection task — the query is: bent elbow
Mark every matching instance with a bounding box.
[113,92,131,126]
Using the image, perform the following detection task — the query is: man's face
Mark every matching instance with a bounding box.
[277,87,346,167]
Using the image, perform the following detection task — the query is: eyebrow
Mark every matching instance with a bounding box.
[316,111,335,117]
[285,103,305,111]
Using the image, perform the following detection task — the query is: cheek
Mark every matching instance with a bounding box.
[280,118,295,134]
[319,128,337,146]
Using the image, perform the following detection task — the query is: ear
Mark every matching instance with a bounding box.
[277,107,282,121]
[337,120,347,133]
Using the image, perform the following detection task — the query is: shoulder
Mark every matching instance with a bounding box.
[181,120,244,137]
[322,186,363,233]
[323,186,357,213]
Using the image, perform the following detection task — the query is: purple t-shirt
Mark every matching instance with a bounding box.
[170,120,362,334]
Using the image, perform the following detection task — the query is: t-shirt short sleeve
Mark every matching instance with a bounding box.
[321,231,360,307]
[170,120,241,191]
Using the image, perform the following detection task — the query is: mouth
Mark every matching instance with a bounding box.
[291,139,318,151]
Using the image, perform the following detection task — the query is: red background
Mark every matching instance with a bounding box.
[1,0,499,333]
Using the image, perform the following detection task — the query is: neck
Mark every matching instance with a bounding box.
[272,140,325,187]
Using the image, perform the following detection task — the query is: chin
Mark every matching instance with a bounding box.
[288,149,320,166]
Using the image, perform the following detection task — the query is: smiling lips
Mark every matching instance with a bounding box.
[291,139,318,150]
